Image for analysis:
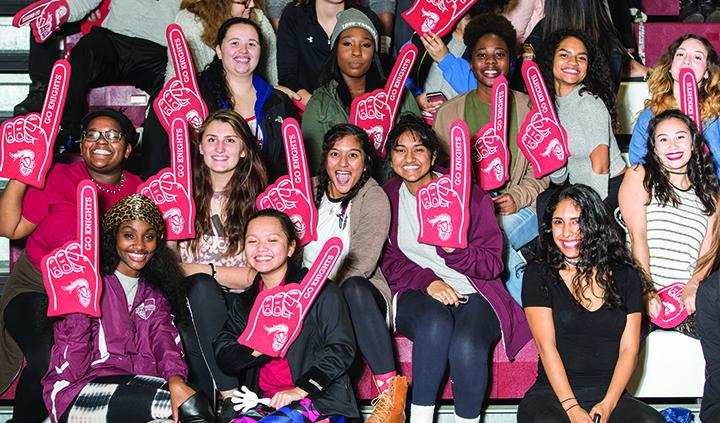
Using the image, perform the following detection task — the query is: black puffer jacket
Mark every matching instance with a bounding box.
[213,266,359,418]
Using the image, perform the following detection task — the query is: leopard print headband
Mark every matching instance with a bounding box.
[102,194,166,238]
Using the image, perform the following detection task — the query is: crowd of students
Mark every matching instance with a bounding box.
[3,0,720,422]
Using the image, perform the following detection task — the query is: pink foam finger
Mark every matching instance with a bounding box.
[167,25,197,90]
[384,44,417,119]
[12,1,48,27]
[77,181,99,266]
[679,68,703,137]
[42,184,102,317]
[650,282,689,329]
[239,237,344,357]
[401,0,479,37]
[522,61,557,121]
[350,44,417,158]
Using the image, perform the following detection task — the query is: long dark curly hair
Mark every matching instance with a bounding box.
[538,28,618,129]
[642,109,718,214]
[190,110,268,258]
[314,124,374,209]
[537,184,653,309]
[100,227,188,322]
[200,17,266,110]
[319,34,385,110]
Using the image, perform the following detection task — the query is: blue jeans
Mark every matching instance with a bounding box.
[498,207,538,305]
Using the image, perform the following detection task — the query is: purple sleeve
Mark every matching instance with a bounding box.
[48,313,94,383]
[380,233,440,296]
[436,187,504,280]
[150,296,189,381]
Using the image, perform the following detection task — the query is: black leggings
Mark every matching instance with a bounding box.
[181,273,240,401]
[517,385,664,422]
[395,290,500,418]
[340,277,396,375]
[59,374,171,423]
[4,292,53,423]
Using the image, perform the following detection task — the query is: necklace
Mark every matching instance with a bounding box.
[91,173,125,194]
[667,169,688,175]
[564,256,579,267]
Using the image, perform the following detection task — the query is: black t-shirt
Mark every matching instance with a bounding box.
[522,262,643,388]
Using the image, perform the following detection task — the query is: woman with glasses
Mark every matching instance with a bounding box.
[0,109,143,423]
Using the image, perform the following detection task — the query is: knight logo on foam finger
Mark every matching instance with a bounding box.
[137,118,196,240]
[516,60,569,178]
[416,120,471,249]
[239,237,344,357]
[472,76,509,191]
[42,181,102,317]
[401,0,479,37]
[650,282,689,329]
[0,59,70,188]
[153,24,208,132]
[256,119,318,245]
[350,44,418,158]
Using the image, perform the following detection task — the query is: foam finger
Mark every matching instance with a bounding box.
[12,1,47,27]
[383,44,417,118]
[77,181,99,263]
[282,119,311,197]
[167,25,199,90]
[39,60,71,146]
[521,60,556,121]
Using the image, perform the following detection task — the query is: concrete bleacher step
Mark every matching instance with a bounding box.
[636,22,720,68]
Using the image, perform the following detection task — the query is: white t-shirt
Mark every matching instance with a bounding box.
[115,270,139,311]
[302,194,351,280]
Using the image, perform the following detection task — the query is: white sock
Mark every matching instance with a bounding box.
[454,413,480,423]
[410,404,435,423]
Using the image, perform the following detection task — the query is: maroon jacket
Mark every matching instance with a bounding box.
[42,274,187,422]
[380,175,531,359]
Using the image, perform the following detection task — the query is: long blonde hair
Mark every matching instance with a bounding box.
[182,0,267,49]
[644,34,720,122]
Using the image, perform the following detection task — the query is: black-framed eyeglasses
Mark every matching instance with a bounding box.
[81,129,124,143]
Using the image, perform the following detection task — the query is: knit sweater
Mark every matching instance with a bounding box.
[67,0,179,47]
[554,84,626,199]
[164,8,278,85]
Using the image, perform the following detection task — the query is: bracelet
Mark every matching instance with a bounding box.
[564,403,579,413]
[209,262,217,279]
[561,397,576,404]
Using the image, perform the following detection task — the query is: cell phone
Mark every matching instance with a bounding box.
[593,414,601,423]
[426,91,447,103]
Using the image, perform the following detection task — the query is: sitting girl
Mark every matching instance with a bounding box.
[619,110,718,332]
[213,209,359,422]
[518,184,663,423]
[42,194,213,423]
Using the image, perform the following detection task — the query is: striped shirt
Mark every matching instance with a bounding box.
[644,187,709,288]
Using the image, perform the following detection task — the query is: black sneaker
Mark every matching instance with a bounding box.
[13,82,47,117]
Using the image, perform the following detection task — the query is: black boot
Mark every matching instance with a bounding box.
[178,392,216,423]
[13,81,47,117]
[680,0,705,21]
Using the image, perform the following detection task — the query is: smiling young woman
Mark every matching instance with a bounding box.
[619,110,719,333]
[519,184,662,423]
[0,109,142,423]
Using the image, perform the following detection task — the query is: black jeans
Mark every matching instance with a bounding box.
[340,277,396,375]
[697,272,720,423]
[181,273,241,402]
[395,290,500,418]
[61,26,167,133]
[4,292,53,423]
[517,384,664,422]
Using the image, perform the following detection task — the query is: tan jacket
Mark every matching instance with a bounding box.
[433,90,549,211]
[310,177,393,315]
